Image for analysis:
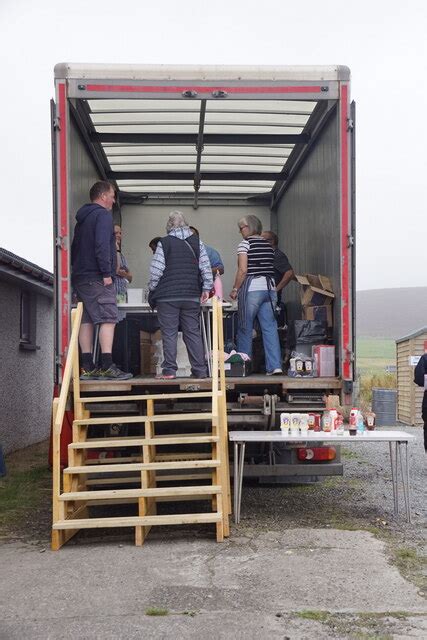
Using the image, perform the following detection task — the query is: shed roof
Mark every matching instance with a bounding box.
[396,327,427,344]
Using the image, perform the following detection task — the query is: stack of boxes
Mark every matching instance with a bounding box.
[140,330,192,377]
[296,274,335,377]
[140,330,162,376]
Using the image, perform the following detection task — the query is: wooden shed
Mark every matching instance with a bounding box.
[396,327,427,425]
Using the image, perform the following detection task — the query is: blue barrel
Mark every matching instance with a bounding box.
[372,388,397,426]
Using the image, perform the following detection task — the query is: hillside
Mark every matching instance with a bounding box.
[356,287,427,338]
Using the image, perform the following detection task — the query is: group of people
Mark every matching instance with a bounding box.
[71,180,294,381]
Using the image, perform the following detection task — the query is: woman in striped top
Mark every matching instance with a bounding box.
[230,215,282,375]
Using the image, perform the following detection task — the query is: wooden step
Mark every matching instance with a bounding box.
[81,452,213,466]
[53,512,222,530]
[85,473,213,486]
[73,412,215,426]
[64,460,220,474]
[60,485,221,501]
[69,434,219,449]
[81,391,218,403]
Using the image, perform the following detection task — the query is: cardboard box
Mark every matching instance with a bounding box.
[303,304,333,328]
[312,345,335,377]
[296,274,334,307]
[140,330,162,375]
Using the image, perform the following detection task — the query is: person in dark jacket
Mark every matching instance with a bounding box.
[71,181,132,380]
[261,230,295,302]
[148,210,213,379]
[414,351,427,451]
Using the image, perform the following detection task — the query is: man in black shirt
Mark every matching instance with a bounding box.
[261,231,295,302]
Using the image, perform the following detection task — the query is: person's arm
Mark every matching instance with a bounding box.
[209,247,225,275]
[276,268,295,293]
[95,214,114,284]
[198,241,214,292]
[148,243,165,291]
[230,252,248,300]
[116,251,133,282]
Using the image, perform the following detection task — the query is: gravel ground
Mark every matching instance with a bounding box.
[238,425,426,590]
[1,428,426,638]
[1,427,426,584]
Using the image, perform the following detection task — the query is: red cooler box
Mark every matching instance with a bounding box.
[312,345,335,377]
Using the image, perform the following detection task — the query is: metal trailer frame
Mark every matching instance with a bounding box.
[52,65,355,399]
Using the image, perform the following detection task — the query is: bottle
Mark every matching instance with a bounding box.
[350,408,358,427]
[280,413,291,435]
[335,414,344,435]
[290,413,300,436]
[300,413,309,437]
[356,411,365,435]
[322,411,332,432]
[329,408,338,432]
[366,411,376,431]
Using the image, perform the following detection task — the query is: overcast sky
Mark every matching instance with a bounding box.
[0,0,425,290]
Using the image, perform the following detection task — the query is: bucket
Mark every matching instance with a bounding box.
[372,388,397,426]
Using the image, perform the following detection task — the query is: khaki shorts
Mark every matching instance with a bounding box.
[74,280,118,325]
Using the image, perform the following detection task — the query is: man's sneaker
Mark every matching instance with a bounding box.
[266,368,283,376]
[97,363,133,380]
[80,367,101,381]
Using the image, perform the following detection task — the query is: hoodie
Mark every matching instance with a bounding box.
[71,203,116,283]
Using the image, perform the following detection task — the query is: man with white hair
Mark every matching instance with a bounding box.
[148,210,213,379]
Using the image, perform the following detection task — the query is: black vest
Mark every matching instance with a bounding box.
[152,234,201,303]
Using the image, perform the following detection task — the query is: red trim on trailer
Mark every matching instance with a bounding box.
[58,82,69,368]
[84,84,325,94]
[340,84,351,380]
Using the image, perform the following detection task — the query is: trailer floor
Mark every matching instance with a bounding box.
[80,374,342,393]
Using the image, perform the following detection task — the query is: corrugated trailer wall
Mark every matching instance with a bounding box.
[274,107,341,354]
[121,203,271,297]
[68,115,101,237]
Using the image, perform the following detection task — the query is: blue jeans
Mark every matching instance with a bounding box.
[237,290,282,372]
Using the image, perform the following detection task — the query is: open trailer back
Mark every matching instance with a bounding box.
[52,63,356,479]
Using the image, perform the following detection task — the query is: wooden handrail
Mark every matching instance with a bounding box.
[52,303,83,520]
[52,299,231,548]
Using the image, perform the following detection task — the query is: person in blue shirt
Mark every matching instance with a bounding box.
[189,226,224,275]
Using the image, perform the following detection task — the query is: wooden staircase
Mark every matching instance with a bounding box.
[52,298,230,549]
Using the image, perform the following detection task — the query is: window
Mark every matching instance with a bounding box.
[20,291,38,351]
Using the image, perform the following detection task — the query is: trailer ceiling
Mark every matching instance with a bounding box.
[74,97,325,201]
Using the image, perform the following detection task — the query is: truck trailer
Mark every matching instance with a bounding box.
[52,63,356,480]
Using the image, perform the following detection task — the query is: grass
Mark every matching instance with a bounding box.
[355,337,397,409]
[296,610,330,622]
[145,607,169,616]
[393,546,426,576]
[0,464,51,530]
[356,337,396,376]
[294,610,415,639]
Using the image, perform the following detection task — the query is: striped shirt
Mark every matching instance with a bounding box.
[237,236,275,290]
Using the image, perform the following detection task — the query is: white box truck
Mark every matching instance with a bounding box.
[52,63,356,479]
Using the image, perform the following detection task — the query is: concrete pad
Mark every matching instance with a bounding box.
[0,528,425,639]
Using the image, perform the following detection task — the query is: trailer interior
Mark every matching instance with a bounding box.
[54,65,355,480]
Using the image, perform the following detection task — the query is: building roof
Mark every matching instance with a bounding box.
[396,326,427,344]
[0,248,53,296]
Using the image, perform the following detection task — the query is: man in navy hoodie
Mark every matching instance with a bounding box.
[71,181,132,380]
